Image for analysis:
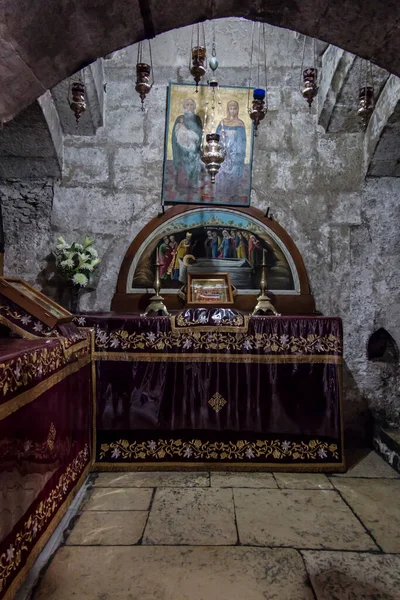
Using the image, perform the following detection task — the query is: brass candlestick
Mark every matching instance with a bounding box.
[252,249,281,316]
[141,247,170,316]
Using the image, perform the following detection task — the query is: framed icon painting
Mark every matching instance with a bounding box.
[162,82,254,207]
[187,272,234,307]
[0,277,73,327]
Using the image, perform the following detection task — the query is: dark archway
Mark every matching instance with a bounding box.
[1,0,400,122]
[367,328,399,363]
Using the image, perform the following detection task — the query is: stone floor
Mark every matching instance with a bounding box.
[32,451,400,600]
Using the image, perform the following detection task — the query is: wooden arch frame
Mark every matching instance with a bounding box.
[111,205,315,314]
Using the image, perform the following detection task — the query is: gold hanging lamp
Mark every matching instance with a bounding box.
[189,23,207,91]
[299,36,318,108]
[68,73,86,129]
[357,59,375,129]
[135,39,154,110]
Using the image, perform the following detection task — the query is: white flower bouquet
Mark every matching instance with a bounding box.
[54,236,100,288]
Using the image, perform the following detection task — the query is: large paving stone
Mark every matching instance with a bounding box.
[66,511,148,545]
[33,546,315,600]
[95,471,209,488]
[143,488,237,545]
[84,487,152,511]
[210,472,277,488]
[332,450,400,478]
[234,489,377,550]
[302,550,400,599]
[331,478,400,552]
[274,473,333,489]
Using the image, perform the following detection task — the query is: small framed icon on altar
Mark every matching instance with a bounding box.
[187,272,234,307]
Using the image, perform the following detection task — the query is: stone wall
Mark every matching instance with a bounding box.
[1,19,399,439]
[0,179,54,284]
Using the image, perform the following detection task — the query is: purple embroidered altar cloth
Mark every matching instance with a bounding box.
[76,310,344,471]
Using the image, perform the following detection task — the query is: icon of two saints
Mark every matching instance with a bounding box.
[171,97,247,199]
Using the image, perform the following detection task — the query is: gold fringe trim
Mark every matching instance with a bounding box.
[91,330,97,466]
[93,351,342,365]
[58,337,90,360]
[3,465,89,600]
[0,355,91,421]
[92,461,346,473]
[170,314,249,333]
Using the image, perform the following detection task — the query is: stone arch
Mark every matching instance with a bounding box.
[1,1,400,122]
[0,95,63,179]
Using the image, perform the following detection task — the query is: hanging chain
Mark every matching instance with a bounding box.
[189,25,194,69]
[248,21,255,112]
[148,39,154,86]
[257,21,261,89]
[263,22,268,110]
[217,84,225,147]
[299,35,307,91]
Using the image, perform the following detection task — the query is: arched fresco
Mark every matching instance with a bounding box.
[112,205,314,313]
[128,207,297,293]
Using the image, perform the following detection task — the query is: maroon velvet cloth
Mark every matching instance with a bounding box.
[77,312,343,466]
[0,361,91,599]
[0,339,64,406]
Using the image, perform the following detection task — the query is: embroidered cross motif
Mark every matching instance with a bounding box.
[208,392,227,413]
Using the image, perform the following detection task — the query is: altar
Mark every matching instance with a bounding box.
[78,308,344,471]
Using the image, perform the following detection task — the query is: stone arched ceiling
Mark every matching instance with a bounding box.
[368,100,400,177]
[1,0,400,122]
[0,97,62,178]
[325,58,389,134]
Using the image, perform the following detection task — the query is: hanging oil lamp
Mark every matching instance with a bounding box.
[299,36,318,108]
[135,40,154,110]
[357,59,375,129]
[189,23,206,91]
[358,86,374,129]
[249,88,267,134]
[248,22,268,134]
[301,68,318,108]
[68,79,86,126]
[201,132,225,183]
[200,26,225,182]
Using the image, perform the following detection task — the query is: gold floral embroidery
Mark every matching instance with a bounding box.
[94,328,342,356]
[208,393,227,412]
[0,445,89,593]
[98,439,339,462]
[0,338,90,405]
[0,345,67,399]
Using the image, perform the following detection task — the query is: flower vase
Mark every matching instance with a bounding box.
[70,286,81,314]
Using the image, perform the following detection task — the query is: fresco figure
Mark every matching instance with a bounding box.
[219,230,232,258]
[211,230,221,258]
[236,231,248,259]
[230,230,237,258]
[173,232,192,279]
[204,230,213,258]
[248,234,263,269]
[216,100,247,198]
[159,236,172,279]
[172,98,203,190]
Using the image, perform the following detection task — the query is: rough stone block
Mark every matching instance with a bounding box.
[62,145,109,184]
